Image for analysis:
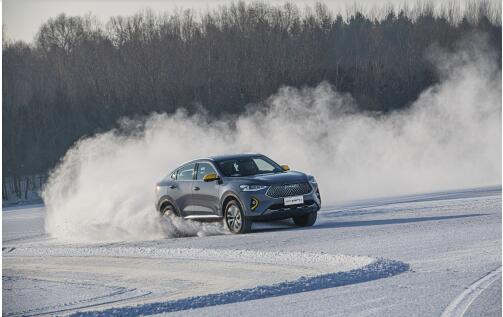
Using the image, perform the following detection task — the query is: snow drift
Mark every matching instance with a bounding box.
[42,39,501,242]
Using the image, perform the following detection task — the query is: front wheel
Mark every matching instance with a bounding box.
[225,200,252,234]
[292,212,317,227]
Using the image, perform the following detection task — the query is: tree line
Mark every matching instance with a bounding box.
[2,1,501,199]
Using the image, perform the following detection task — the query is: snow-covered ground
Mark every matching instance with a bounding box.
[3,186,501,316]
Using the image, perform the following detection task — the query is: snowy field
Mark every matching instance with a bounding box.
[2,186,501,316]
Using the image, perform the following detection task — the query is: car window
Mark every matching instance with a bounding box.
[253,158,275,172]
[196,162,217,180]
[176,163,195,181]
[217,156,282,177]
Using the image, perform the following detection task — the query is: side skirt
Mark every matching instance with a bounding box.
[183,215,223,222]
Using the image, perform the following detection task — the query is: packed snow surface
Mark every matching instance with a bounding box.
[3,186,501,316]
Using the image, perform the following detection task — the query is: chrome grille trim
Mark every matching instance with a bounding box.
[266,182,312,198]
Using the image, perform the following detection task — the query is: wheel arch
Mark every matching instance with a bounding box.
[157,196,180,216]
[220,191,244,216]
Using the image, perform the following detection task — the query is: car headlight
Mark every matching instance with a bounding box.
[239,184,267,191]
[308,176,317,184]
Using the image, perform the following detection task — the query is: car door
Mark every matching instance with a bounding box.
[171,163,196,217]
[190,161,221,217]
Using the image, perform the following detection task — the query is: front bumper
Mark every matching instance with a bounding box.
[247,202,319,221]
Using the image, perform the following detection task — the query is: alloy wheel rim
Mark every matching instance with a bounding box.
[226,205,242,231]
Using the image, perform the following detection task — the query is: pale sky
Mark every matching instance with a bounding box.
[2,0,499,43]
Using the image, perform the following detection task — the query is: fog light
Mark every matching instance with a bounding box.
[250,197,259,211]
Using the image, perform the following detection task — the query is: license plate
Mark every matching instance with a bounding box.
[284,195,304,206]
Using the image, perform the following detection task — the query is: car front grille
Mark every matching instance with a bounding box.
[266,182,312,198]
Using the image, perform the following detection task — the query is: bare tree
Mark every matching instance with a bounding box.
[2,1,501,189]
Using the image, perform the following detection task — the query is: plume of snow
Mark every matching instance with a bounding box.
[42,39,501,242]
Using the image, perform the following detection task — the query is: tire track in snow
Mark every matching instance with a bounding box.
[441,266,502,317]
[2,276,151,317]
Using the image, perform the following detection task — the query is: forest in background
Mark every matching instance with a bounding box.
[3,1,502,200]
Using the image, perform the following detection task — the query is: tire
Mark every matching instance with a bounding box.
[292,211,317,227]
[160,203,186,238]
[161,203,178,218]
[225,200,252,234]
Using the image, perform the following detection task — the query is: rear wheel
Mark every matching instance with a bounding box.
[160,203,186,237]
[292,212,317,227]
[161,203,178,218]
[225,200,251,234]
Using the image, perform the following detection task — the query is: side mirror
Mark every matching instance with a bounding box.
[203,173,220,182]
[281,164,290,171]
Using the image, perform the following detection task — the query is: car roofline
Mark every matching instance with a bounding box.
[172,153,265,172]
[208,153,264,162]
[177,157,215,167]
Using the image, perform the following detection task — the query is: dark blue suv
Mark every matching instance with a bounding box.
[155,153,321,233]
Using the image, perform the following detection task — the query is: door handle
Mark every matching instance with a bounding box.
[168,185,176,189]
[193,186,200,191]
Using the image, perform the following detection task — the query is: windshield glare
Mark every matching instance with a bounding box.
[217,156,283,177]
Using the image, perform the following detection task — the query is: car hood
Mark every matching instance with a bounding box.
[235,171,308,185]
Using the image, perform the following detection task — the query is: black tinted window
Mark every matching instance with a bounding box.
[196,162,217,180]
[177,163,195,181]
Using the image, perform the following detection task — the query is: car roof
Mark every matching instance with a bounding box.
[175,153,263,169]
[208,153,263,161]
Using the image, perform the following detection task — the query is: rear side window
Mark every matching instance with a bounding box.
[176,163,195,181]
[196,162,217,180]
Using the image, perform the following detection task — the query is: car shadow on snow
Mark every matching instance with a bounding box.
[313,213,488,230]
[72,258,409,317]
[250,213,487,235]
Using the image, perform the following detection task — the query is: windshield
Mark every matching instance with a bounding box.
[216,156,283,177]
